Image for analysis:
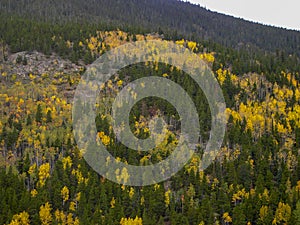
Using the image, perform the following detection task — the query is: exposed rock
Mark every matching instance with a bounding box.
[1,51,82,80]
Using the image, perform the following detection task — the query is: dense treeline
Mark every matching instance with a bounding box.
[1,1,300,224]
[1,33,300,224]
[1,15,300,82]
[1,0,300,57]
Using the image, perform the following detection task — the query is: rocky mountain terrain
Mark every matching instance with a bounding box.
[1,51,81,80]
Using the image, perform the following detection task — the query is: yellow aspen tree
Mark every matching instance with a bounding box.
[274,202,291,224]
[175,39,185,46]
[61,186,70,206]
[223,212,232,225]
[200,53,215,63]
[69,202,76,212]
[128,187,135,199]
[187,41,197,52]
[38,163,50,187]
[74,192,81,209]
[73,217,80,225]
[28,163,37,177]
[39,202,52,225]
[117,167,129,184]
[66,40,72,48]
[120,216,143,225]
[62,156,73,170]
[259,205,269,223]
[110,197,116,208]
[30,189,38,197]
[8,211,30,225]
[54,210,65,224]
[117,80,123,87]
[54,210,79,225]
[216,68,226,85]
[67,213,75,225]
[140,196,145,206]
[165,189,171,207]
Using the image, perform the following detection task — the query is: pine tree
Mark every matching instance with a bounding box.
[46,110,52,123]
[293,201,300,225]
[35,104,43,123]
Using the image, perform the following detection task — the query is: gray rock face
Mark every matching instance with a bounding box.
[2,51,82,80]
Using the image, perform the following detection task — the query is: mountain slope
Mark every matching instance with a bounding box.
[1,0,300,56]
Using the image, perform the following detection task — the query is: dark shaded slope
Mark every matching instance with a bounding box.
[1,0,300,56]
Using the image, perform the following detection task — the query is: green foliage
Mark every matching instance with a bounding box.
[1,8,300,224]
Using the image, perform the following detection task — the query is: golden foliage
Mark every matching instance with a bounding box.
[38,163,50,187]
[8,211,30,225]
[61,186,70,203]
[39,202,52,225]
[120,216,143,225]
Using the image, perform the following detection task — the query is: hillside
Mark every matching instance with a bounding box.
[1,29,300,224]
[1,0,300,56]
[1,1,300,225]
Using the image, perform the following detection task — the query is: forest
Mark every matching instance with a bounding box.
[1,0,300,224]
